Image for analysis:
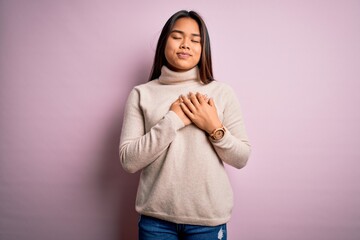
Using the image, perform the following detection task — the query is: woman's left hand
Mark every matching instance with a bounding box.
[180,92,223,134]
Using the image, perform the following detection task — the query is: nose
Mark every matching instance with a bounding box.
[180,39,190,49]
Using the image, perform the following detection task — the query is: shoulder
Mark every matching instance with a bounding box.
[126,80,161,98]
[133,79,160,91]
[205,81,241,109]
[125,80,162,104]
[207,80,236,95]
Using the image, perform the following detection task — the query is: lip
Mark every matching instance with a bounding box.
[177,52,191,59]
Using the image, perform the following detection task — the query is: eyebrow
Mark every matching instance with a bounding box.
[171,29,201,37]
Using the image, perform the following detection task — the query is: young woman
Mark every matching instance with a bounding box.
[119,10,251,240]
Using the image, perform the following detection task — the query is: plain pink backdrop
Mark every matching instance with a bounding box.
[1,0,359,239]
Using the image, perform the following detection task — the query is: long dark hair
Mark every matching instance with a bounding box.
[148,10,214,84]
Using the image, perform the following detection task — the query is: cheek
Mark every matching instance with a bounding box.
[164,44,173,60]
[165,43,177,58]
[194,46,202,59]
[165,39,177,52]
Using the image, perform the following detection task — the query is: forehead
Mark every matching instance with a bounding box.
[171,18,200,34]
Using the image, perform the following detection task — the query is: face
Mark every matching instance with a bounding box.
[164,17,202,72]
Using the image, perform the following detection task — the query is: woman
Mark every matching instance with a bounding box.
[119,10,251,240]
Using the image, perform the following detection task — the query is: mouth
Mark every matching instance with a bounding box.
[177,52,191,59]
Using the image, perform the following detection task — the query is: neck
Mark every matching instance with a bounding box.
[158,66,201,85]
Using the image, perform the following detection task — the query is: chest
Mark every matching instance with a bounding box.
[139,84,225,131]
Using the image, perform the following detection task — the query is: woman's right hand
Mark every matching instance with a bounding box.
[170,98,192,126]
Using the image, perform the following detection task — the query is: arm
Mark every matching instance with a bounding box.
[209,88,251,169]
[180,89,251,169]
[119,89,185,173]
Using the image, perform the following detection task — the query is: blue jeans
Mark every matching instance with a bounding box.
[138,215,227,240]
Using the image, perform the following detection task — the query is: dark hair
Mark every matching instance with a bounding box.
[148,10,214,84]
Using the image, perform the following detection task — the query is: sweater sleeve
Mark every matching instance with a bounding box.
[209,86,251,169]
[119,88,184,173]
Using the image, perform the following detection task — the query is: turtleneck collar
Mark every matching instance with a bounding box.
[158,65,201,85]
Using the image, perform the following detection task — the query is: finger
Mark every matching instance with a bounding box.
[181,95,196,113]
[203,94,209,102]
[188,92,200,108]
[180,102,194,119]
[196,92,206,104]
[209,98,215,107]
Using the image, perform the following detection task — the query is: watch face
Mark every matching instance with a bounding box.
[214,129,225,140]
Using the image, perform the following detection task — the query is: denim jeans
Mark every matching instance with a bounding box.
[138,215,227,240]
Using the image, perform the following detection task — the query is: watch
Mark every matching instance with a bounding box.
[209,126,226,140]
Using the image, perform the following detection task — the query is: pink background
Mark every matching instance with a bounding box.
[1,0,359,239]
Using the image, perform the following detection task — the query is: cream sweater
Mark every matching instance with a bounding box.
[119,66,251,226]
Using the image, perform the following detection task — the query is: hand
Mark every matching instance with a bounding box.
[170,97,192,126]
[180,92,222,133]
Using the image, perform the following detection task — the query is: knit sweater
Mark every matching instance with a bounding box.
[119,66,251,226]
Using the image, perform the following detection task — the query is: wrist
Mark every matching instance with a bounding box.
[208,125,226,141]
[206,122,223,134]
